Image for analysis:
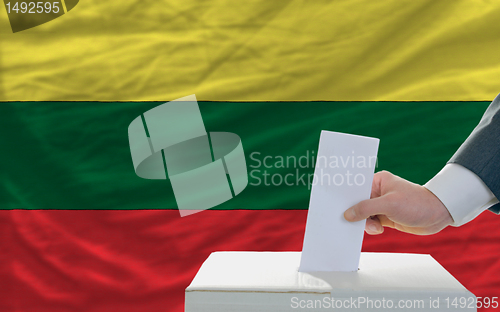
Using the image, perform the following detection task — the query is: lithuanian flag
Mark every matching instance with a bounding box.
[1,1,500,311]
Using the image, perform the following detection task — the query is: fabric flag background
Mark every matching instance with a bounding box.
[1,1,500,312]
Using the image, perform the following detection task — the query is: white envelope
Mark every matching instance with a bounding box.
[299,131,379,272]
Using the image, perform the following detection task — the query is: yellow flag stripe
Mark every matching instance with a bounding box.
[60,0,68,14]
[1,0,500,101]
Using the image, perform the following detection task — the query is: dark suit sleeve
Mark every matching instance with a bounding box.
[449,93,500,214]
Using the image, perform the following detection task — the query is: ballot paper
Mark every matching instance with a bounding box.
[299,131,379,272]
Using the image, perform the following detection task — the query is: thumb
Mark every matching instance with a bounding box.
[344,196,394,222]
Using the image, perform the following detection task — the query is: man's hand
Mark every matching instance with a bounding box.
[343,171,454,235]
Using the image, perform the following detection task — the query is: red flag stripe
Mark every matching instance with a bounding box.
[2,210,499,312]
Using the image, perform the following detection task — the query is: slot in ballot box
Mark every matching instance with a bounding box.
[185,252,476,312]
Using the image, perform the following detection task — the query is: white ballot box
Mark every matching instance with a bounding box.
[185,252,476,312]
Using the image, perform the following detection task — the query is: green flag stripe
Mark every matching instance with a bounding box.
[0,101,489,209]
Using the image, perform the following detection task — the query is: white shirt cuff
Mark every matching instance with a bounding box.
[424,163,499,226]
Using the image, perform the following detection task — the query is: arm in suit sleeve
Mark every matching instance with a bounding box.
[425,163,498,226]
[449,93,500,213]
[425,93,500,226]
